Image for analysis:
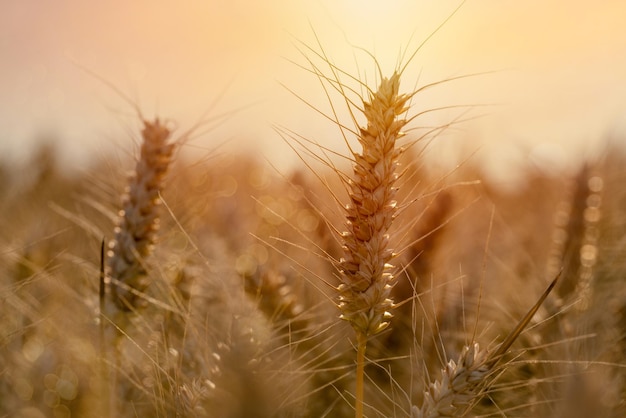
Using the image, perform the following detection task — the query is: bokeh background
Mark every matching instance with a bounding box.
[2,0,626,187]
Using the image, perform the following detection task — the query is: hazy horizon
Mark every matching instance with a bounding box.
[2,1,626,188]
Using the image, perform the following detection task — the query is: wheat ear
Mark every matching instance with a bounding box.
[337,72,409,417]
[413,274,560,418]
[107,119,175,311]
[244,268,306,336]
[338,71,408,337]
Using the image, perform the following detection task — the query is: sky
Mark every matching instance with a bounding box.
[2,1,626,186]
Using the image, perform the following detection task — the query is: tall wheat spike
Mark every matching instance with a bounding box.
[107,119,175,311]
[338,71,408,338]
[337,72,409,417]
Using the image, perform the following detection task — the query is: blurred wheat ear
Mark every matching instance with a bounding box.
[107,118,176,312]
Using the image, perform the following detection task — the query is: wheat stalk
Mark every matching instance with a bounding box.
[336,71,409,417]
[338,71,408,338]
[107,118,175,311]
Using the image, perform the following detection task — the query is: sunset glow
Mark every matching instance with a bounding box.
[2,3,626,416]
[2,1,626,182]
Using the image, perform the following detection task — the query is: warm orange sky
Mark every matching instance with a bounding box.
[2,1,626,185]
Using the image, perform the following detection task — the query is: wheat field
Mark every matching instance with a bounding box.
[1,21,625,418]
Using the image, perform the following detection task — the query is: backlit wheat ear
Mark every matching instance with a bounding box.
[108,118,176,311]
[338,71,409,338]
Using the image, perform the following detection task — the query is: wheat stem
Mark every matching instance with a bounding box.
[98,238,112,418]
[355,331,367,418]
[334,71,409,417]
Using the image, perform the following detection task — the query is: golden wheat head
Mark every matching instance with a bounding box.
[337,72,409,338]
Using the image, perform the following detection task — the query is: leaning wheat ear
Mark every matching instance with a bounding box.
[107,119,176,311]
[413,274,560,418]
